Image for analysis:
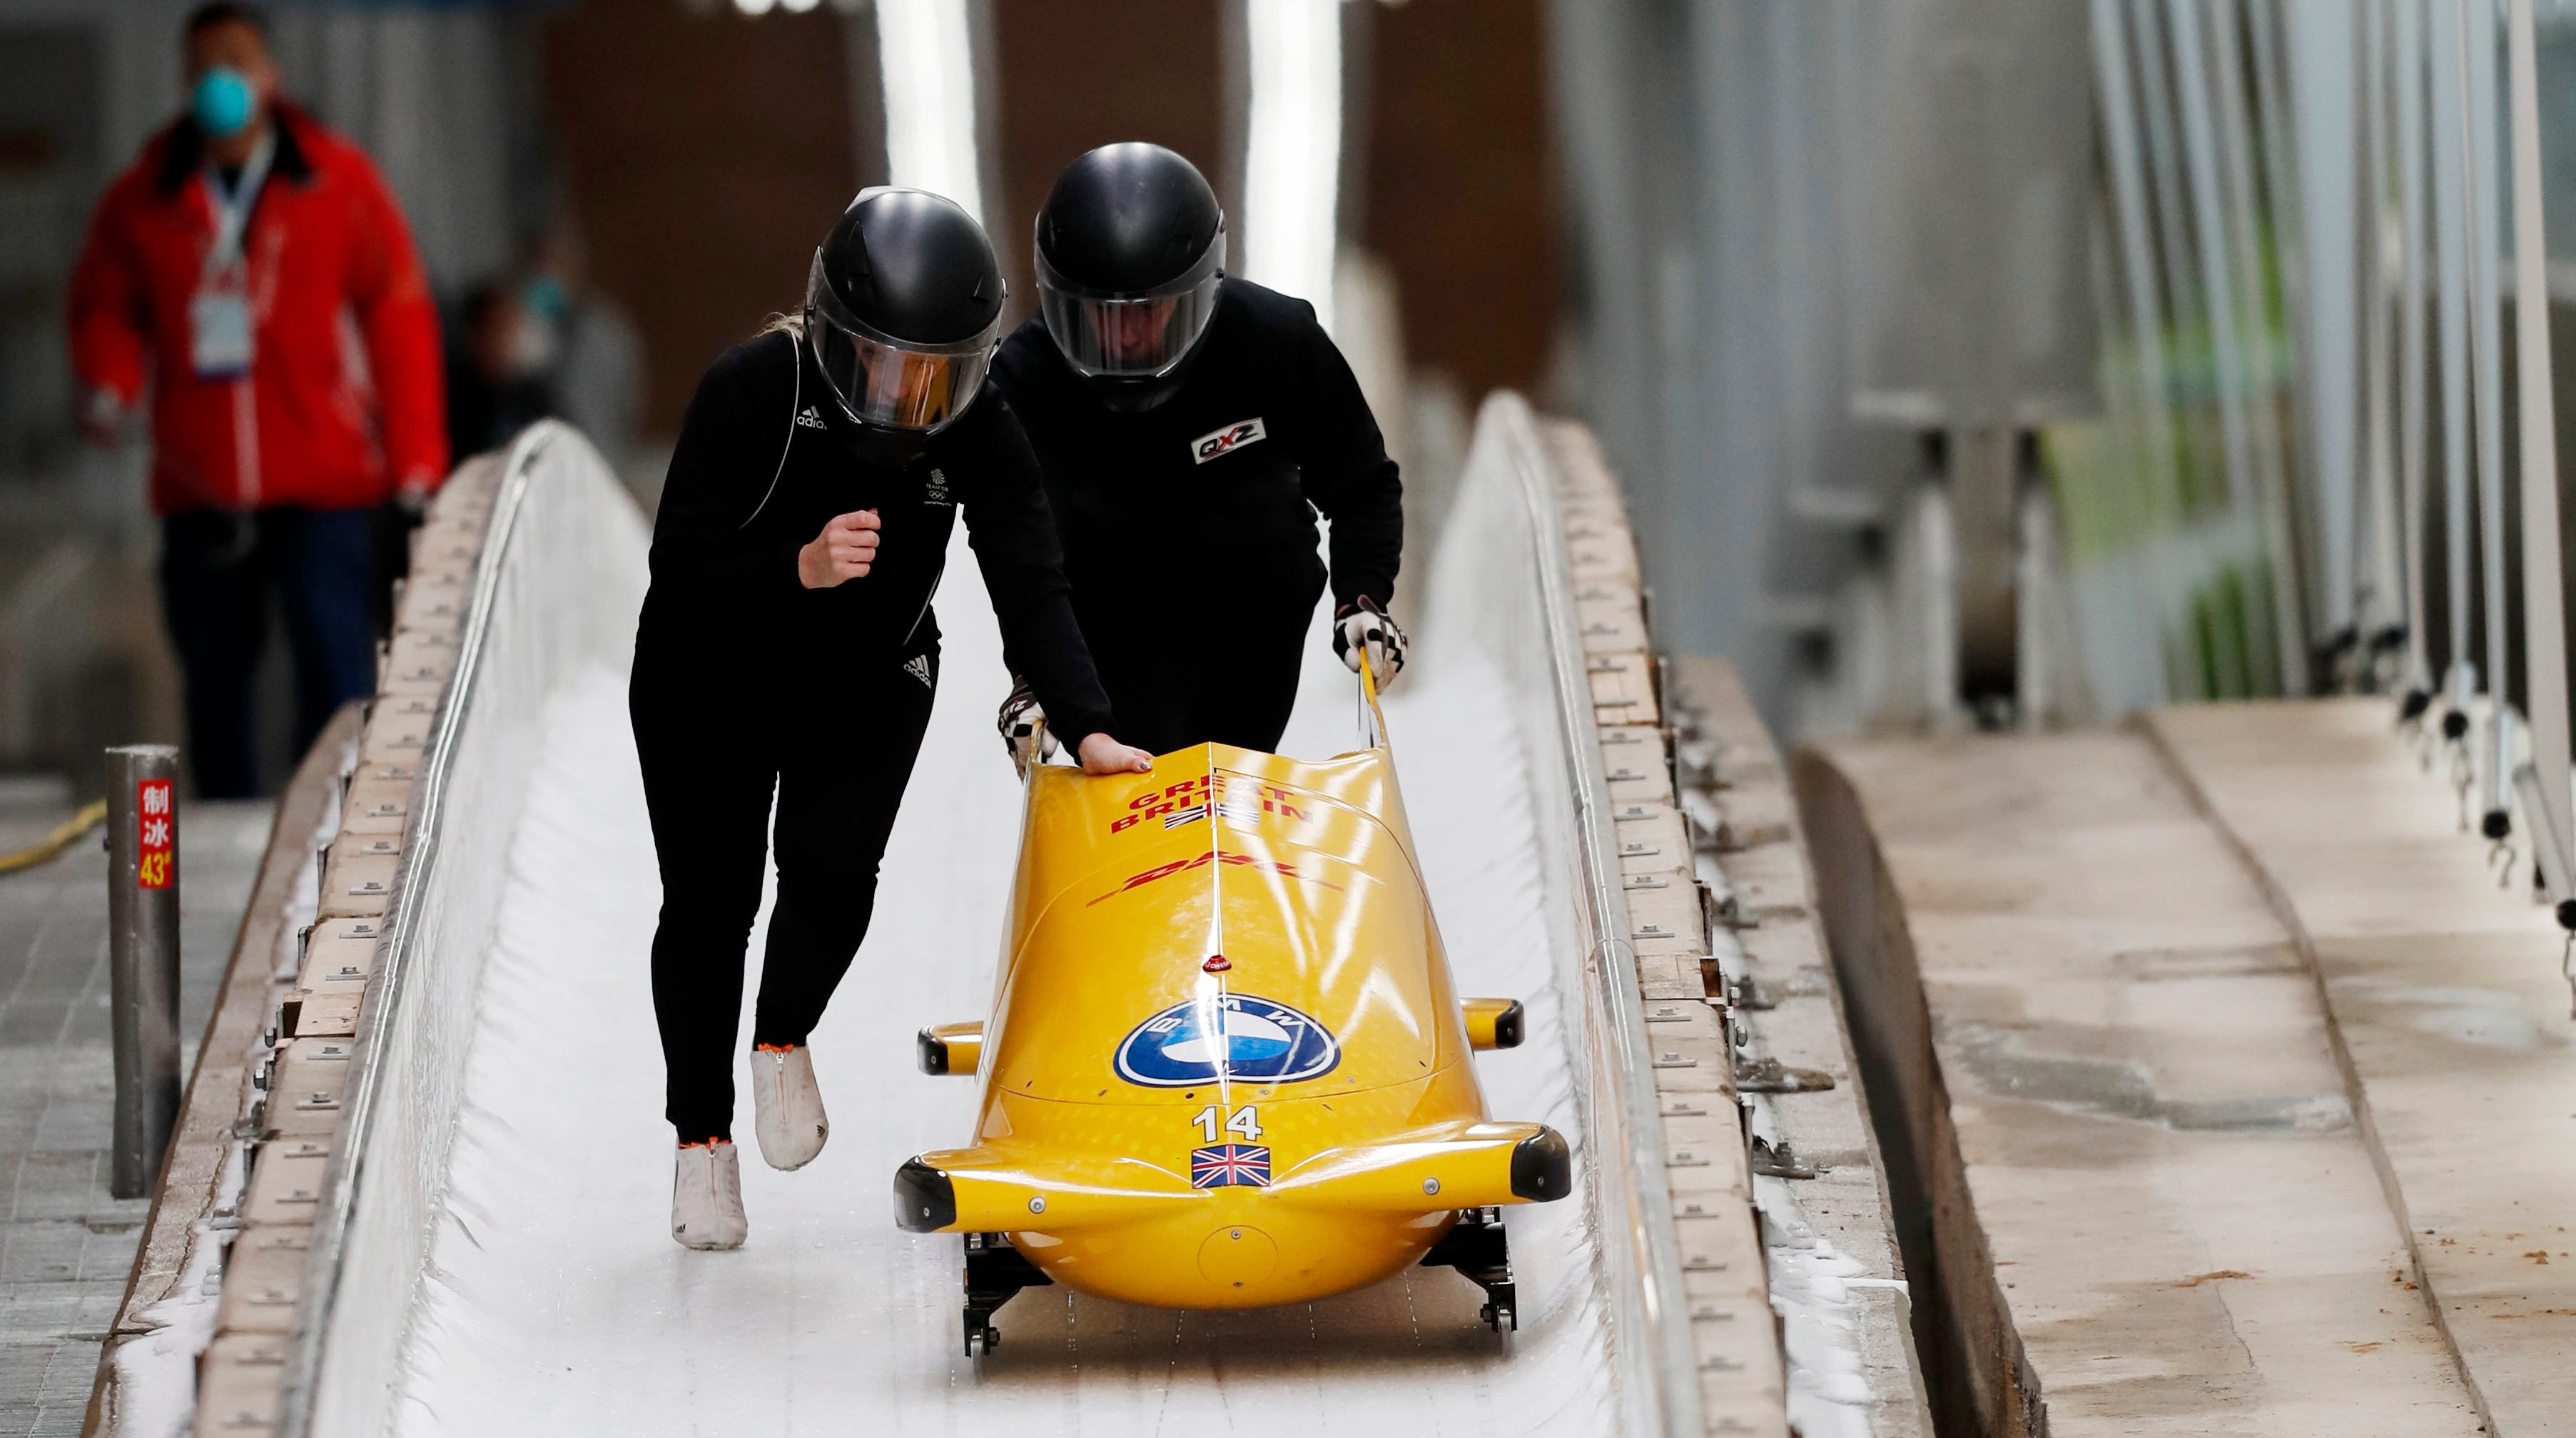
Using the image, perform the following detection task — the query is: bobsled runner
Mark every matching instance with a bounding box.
[896,658,1570,1355]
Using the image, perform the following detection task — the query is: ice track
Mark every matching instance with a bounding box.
[391,525,1618,1437]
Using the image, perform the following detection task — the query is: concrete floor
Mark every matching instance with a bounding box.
[1804,722,2488,1437]
[0,784,270,1437]
[2149,701,2576,1438]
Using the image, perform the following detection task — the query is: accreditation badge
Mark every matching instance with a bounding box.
[190,286,253,379]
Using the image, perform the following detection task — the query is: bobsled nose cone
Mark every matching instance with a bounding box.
[1198,1225,1278,1291]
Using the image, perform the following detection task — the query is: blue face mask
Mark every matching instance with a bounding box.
[193,66,256,141]
[521,275,567,323]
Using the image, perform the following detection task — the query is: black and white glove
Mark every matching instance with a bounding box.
[1333,596,1407,683]
[997,677,1057,778]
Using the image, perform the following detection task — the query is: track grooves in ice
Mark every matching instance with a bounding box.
[395,531,1614,1436]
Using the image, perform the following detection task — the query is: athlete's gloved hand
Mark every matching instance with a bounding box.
[798,508,881,589]
[998,677,1057,778]
[1334,596,1408,683]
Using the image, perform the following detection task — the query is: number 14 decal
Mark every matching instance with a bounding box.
[1192,1104,1262,1143]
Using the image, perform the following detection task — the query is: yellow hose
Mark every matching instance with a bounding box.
[0,799,108,876]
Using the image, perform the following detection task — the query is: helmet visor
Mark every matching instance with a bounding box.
[1035,229,1225,379]
[804,251,998,434]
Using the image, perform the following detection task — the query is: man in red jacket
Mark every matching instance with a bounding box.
[69,3,447,796]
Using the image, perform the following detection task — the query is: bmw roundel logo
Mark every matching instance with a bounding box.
[1114,993,1340,1088]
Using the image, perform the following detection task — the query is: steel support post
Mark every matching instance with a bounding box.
[106,744,181,1200]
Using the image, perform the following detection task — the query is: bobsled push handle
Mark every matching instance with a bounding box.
[1357,647,1389,752]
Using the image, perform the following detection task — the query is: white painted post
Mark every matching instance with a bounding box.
[2462,0,2513,833]
[2505,0,2576,917]
[2395,0,2436,699]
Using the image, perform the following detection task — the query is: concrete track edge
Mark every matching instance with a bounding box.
[280,425,643,1437]
[1793,748,2048,1438]
[1487,398,1711,1436]
[1671,661,1931,1438]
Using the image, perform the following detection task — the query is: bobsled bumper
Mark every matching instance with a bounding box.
[896,1120,1570,1234]
[895,1122,1573,1309]
[1265,1120,1569,1212]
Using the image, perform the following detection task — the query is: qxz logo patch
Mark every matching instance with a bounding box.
[1114,993,1339,1087]
[1190,417,1267,465]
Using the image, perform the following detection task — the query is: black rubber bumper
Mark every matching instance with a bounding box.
[894,1158,957,1232]
[1491,999,1526,1049]
[916,1028,952,1075]
[1510,1126,1571,1201]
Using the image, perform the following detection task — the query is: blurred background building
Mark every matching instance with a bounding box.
[6,0,2576,789]
[0,0,1556,796]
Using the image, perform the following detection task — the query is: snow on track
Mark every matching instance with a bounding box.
[394,529,1615,1436]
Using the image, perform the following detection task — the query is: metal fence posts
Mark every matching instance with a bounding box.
[106,744,181,1200]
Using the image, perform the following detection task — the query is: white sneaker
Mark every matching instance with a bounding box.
[672,1140,747,1250]
[751,1043,830,1171]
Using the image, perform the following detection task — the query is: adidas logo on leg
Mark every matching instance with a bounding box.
[795,406,827,431]
[903,654,933,689]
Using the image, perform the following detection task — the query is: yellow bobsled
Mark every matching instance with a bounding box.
[896,661,1569,1354]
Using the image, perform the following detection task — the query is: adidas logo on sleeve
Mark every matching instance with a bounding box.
[795,406,828,431]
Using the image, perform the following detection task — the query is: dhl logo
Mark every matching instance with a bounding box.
[1088,849,1343,906]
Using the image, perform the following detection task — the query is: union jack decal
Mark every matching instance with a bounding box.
[1190,1143,1272,1189]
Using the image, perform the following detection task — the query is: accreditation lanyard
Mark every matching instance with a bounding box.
[190,131,273,380]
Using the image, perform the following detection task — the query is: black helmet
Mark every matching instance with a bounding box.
[805,187,1006,442]
[1034,143,1226,412]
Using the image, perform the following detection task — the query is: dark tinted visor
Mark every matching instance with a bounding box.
[1035,228,1225,379]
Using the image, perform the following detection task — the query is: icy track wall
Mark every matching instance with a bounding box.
[233,398,1770,1436]
[282,425,649,1435]
[1423,397,1706,1435]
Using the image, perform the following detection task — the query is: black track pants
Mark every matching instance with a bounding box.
[161,508,380,799]
[631,639,939,1143]
[1086,595,1315,757]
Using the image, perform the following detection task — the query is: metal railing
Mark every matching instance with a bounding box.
[2377,0,2576,957]
[2091,0,2576,981]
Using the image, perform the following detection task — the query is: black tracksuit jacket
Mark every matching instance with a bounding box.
[636,328,1113,745]
[631,329,1113,1142]
[992,278,1402,756]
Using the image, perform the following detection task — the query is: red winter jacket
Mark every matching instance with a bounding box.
[68,104,447,515]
